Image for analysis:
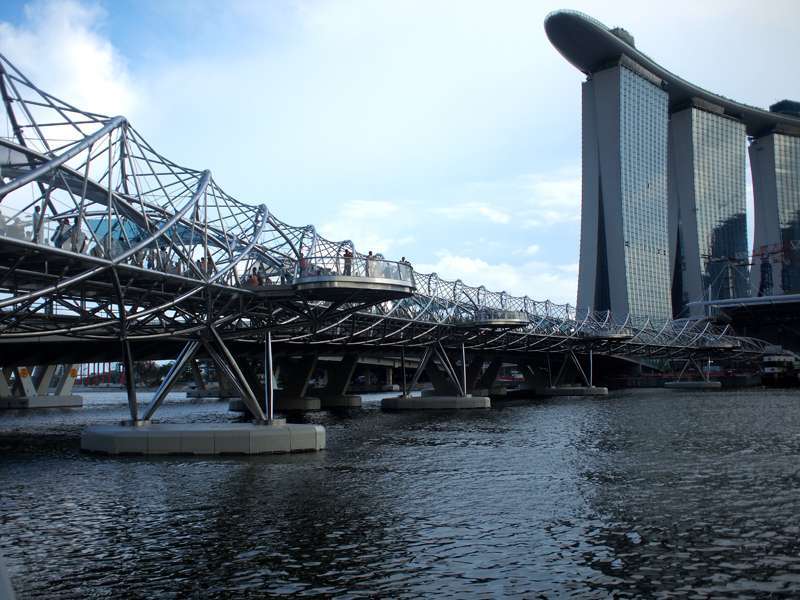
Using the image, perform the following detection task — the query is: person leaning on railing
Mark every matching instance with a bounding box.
[32,206,43,243]
[51,218,70,248]
[247,267,259,287]
[366,251,375,277]
[343,248,353,276]
[66,218,86,253]
[399,256,412,280]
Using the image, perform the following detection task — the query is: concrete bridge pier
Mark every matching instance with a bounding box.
[189,359,242,400]
[538,350,608,397]
[83,333,325,455]
[381,366,399,391]
[274,354,321,411]
[470,357,503,397]
[317,354,361,408]
[382,343,490,410]
[0,364,82,408]
[228,354,323,413]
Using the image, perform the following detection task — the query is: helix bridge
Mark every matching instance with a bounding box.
[0,55,767,422]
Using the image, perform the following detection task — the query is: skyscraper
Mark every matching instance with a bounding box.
[545,10,800,321]
[669,102,749,317]
[750,111,800,296]
[577,58,671,321]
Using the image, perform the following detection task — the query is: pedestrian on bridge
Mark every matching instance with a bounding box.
[67,218,86,253]
[247,267,259,287]
[399,256,412,280]
[343,248,353,276]
[51,218,69,248]
[146,249,156,270]
[366,251,375,277]
[32,206,43,243]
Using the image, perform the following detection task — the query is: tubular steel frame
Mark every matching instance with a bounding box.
[0,54,768,419]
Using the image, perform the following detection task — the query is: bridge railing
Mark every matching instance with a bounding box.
[293,254,415,284]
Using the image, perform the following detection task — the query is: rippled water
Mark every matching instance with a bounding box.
[1,388,800,598]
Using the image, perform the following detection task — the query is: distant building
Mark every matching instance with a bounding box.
[545,10,800,321]
[750,128,800,296]
[578,58,671,320]
[669,101,749,317]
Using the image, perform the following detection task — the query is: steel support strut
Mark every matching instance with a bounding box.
[209,326,266,421]
[408,346,433,392]
[111,268,138,421]
[142,340,200,421]
[434,341,464,397]
[401,346,407,398]
[264,330,274,423]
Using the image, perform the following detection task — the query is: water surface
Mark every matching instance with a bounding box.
[1,388,799,598]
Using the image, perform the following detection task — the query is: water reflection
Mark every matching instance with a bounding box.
[1,389,799,597]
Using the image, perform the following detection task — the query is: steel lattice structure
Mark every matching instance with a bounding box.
[0,53,768,375]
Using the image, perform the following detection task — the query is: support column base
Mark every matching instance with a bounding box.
[187,388,239,400]
[538,386,608,397]
[381,395,491,410]
[81,422,325,455]
[664,381,721,390]
[0,395,83,409]
[319,395,362,408]
[228,396,321,413]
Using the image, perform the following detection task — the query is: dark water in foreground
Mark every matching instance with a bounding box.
[1,388,800,598]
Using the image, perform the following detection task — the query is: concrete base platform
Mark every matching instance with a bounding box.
[665,380,722,390]
[319,395,362,408]
[186,389,238,400]
[276,396,321,411]
[539,386,608,397]
[229,396,321,413]
[0,395,83,409]
[81,422,325,455]
[228,399,249,413]
[494,388,536,400]
[381,395,491,410]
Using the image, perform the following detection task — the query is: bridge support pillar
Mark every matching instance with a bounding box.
[382,344,490,410]
[664,356,722,389]
[425,363,459,396]
[274,355,320,411]
[0,364,82,409]
[317,354,361,408]
[381,366,399,391]
[463,354,486,394]
[538,350,608,397]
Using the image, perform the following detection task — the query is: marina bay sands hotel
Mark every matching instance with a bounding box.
[545,10,800,321]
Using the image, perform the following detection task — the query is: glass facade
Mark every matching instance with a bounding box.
[690,109,749,301]
[775,134,800,293]
[618,66,671,320]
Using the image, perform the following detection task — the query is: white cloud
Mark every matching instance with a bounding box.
[450,167,581,232]
[514,244,541,256]
[319,199,414,255]
[433,202,511,224]
[520,168,582,228]
[415,252,577,305]
[0,0,138,118]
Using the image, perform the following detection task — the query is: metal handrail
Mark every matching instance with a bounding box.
[293,255,415,284]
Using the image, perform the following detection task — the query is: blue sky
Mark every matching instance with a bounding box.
[0,0,798,303]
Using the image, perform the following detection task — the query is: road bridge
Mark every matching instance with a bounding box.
[0,55,767,448]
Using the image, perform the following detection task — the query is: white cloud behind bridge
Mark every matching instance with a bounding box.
[0,0,797,305]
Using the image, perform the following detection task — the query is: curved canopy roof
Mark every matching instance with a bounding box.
[544,10,800,137]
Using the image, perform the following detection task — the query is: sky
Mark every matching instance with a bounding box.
[0,0,798,304]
